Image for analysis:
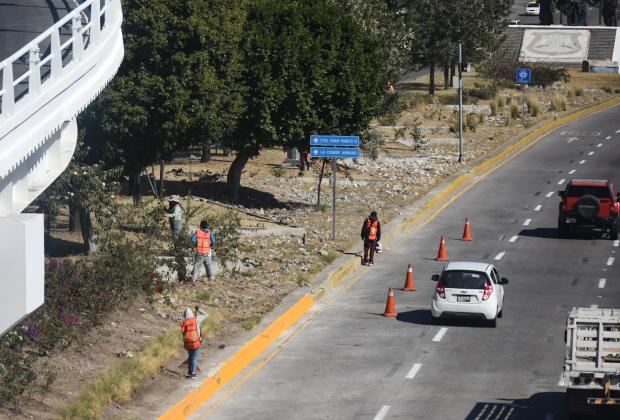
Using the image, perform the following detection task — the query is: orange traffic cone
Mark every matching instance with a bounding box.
[402,264,416,291]
[436,235,449,261]
[383,287,398,317]
[462,217,472,241]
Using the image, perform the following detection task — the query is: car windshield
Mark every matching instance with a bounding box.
[440,270,488,289]
[527,2,538,6]
[566,185,610,198]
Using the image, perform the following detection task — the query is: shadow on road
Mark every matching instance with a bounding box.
[519,227,606,241]
[396,309,493,328]
[465,392,566,420]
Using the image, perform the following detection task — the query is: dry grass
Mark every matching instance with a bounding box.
[569,70,620,90]
[550,94,567,112]
[60,311,225,419]
[526,96,542,117]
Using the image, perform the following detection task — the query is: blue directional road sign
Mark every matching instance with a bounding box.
[516,68,532,84]
[311,147,360,158]
[310,135,360,147]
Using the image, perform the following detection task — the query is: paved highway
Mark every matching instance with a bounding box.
[0,0,74,61]
[192,104,620,420]
[510,0,606,26]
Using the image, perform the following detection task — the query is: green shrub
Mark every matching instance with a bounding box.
[602,86,613,94]
[466,84,497,100]
[241,315,262,331]
[320,251,337,264]
[270,166,285,178]
[466,113,480,132]
[550,94,567,112]
[615,89,620,94]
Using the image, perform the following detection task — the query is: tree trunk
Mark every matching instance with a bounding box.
[443,64,449,90]
[316,159,326,209]
[159,160,165,198]
[129,169,142,205]
[68,203,79,232]
[450,60,456,88]
[226,150,251,202]
[201,141,211,163]
[429,58,435,96]
[78,207,95,254]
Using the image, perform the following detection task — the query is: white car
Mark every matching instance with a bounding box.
[431,262,508,327]
[525,2,540,16]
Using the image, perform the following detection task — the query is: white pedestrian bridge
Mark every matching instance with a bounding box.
[0,0,124,334]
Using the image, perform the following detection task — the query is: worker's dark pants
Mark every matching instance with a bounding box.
[363,239,377,263]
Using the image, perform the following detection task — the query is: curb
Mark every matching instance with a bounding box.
[159,95,620,419]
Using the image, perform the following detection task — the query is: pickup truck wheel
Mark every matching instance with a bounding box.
[611,220,619,240]
[558,219,570,238]
[574,195,600,220]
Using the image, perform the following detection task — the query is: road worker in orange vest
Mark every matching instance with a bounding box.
[190,220,216,283]
[180,306,209,378]
[360,211,381,266]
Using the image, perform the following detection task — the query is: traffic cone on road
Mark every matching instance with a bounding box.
[462,217,473,241]
[402,264,416,291]
[383,288,398,317]
[436,235,449,261]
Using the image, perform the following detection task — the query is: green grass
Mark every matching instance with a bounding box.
[241,314,262,331]
[319,251,337,264]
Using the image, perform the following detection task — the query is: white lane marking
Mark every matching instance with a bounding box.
[534,204,542,211]
[374,405,391,420]
[494,251,506,261]
[607,257,615,266]
[568,169,576,174]
[599,278,607,289]
[509,235,519,243]
[597,143,603,148]
[498,235,505,241]
[432,327,448,342]
[567,137,577,143]
[558,178,565,185]
[579,159,586,164]
[405,363,422,379]
[616,130,620,133]
[546,192,554,198]
[591,304,599,309]
[614,240,619,247]
[588,151,595,156]
[606,135,612,139]
[558,372,566,386]
[523,219,532,226]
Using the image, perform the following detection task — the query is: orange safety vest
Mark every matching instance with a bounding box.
[367,219,378,240]
[180,317,201,350]
[196,229,211,254]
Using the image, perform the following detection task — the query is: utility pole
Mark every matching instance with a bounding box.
[458,43,464,164]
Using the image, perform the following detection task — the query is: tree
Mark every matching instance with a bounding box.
[223,0,386,201]
[83,0,247,202]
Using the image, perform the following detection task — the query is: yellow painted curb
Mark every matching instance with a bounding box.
[159,295,314,420]
[159,95,620,419]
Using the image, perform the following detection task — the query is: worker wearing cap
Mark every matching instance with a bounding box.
[167,195,184,239]
[361,211,381,266]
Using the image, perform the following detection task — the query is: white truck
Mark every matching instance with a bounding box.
[564,307,620,418]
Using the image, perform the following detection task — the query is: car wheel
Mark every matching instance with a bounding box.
[498,307,503,318]
[558,219,570,238]
[611,220,619,240]
[431,316,441,325]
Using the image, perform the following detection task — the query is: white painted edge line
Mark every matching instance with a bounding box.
[509,235,519,243]
[432,327,448,342]
[599,278,607,289]
[558,178,566,185]
[534,204,542,211]
[591,304,599,309]
[607,135,612,139]
[523,219,532,226]
[568,169,576,174]
[374,405,391,420]
[558,371,566,386]
[546,192,554,198]
[579,160,586,164]
[405,363,422,379]
[607,257,615,266]
[597,143,603,148]
[588,151,595,156]
[616,130,620,133]
[494,251,506,261]
[614,240,619,247]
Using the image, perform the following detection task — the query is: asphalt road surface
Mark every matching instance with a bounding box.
[193,104,620,420]
[510,0,606,26]
[0,0,74,61]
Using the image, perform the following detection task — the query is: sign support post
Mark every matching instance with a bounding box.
[332,159,336,240]
[515,68,532,128]
[458,43,464,164]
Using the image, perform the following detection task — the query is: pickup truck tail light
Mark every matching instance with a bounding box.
[436,282,445,299]
[482,283,493,301]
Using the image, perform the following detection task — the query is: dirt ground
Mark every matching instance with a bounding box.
[2,71,617,419]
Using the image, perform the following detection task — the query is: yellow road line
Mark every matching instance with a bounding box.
[159,96,620,419]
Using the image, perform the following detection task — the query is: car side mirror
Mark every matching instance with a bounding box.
[431,274,440,282]
[500,277,509,285]
[558,191,564,198]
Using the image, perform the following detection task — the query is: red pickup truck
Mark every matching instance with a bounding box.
[558,179,620,239]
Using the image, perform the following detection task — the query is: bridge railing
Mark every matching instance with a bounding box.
[0,0,121,117]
